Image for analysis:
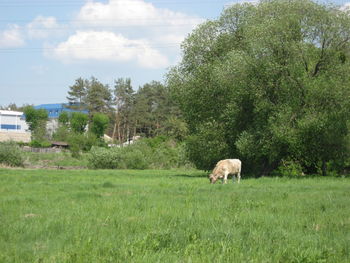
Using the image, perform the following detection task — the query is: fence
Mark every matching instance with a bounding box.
[21,146,64,153]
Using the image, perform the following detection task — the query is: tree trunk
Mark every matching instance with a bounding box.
[112,122,117,141]
[112,111,121,143]
[127,124,130,145]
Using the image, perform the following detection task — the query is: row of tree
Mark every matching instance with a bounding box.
[0,77,185,147]
[66,77,185,143]
[23,106,109,148]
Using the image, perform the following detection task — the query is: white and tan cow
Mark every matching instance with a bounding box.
[209,159,242,184]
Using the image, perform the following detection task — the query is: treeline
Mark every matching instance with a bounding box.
[66,77,186,142]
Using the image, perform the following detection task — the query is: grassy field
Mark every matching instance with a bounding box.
[0,169,349,262]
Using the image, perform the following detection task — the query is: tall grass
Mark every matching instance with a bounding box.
[0,142,24,167]
[0,169,349,262]
[23,151,88,168]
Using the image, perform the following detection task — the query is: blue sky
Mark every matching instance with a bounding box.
[0,0,348,106]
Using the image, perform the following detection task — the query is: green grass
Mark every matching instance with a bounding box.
[0,169,349,262]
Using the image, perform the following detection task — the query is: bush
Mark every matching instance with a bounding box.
[273,160,304,177]
[121,148,148,169]
[88,137,193,169]
[67,132,102,158]
[88,147,123,169]
[0,142,24,167]
[29,140,51,148]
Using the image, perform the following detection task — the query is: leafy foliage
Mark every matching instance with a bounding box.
[67,132,100,158]
[58,111,69,127]
[70,112,88,134]
[23,105,49,144]
[23,106,48,132]
[168,0,350,175]
[66,76,112,115]
[90,113,109,138]
[66,77,183,144]
[88,137,192,169]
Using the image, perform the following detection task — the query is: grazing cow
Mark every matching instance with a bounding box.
[209,159,241,184]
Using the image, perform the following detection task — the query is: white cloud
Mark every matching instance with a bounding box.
[0,25,25,48]
[26,16,61,39]
[77,0,202,27]
[48,0,204,68]
[75,0,203,50]
[50,30,169,68]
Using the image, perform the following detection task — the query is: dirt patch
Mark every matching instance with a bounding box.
[24,213,40,218]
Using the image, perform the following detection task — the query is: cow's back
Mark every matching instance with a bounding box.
[227,159,241,173]
[213,159,241,175]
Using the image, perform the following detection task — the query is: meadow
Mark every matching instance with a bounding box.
[0,168,349,262]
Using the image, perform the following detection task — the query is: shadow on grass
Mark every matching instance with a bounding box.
[172,173,208,178]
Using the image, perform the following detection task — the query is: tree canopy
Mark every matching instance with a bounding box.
[66,76,112,116]
[23,106,49,144]
[167,0,350,175]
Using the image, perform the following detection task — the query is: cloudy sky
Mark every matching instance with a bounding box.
[0,0,347,106]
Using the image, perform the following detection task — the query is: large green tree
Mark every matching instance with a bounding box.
[90,113,109,139]
[85,77,113,115]
[168,0,350,175]
[66,77,87,109]
[66,77,112,116]
[70,112,88,134]
[133,81,179,137]
[23,106,49,142]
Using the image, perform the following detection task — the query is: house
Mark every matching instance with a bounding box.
[0,110,31,142]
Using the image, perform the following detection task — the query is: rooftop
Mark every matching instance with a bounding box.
[34,103,88,118]
[0,110,23,116]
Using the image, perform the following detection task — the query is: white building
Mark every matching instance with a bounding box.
[0,110,31,142]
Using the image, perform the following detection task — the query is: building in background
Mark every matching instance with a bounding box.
[34,103,88,135]
[0,110,31,142]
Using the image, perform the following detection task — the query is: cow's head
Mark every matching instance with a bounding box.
[209,174,218,184]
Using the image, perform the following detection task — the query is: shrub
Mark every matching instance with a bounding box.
[274,160,304,177]
[88,137,193,170]
[0,142,24,167]
[67,132,101,158]
[52,126,70,142]
[88,147,123,169]
[121,148,148,169]
[29,140,51,148]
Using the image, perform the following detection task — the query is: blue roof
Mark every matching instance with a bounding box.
[34,103,88,118]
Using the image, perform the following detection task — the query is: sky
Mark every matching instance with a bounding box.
[0,0,348,107]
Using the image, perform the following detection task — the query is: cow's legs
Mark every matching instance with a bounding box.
[224,171,229,184]
[237,172,241,183]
